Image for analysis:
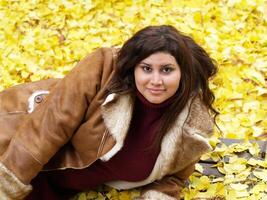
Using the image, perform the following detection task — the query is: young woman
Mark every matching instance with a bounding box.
[0,25,217,200]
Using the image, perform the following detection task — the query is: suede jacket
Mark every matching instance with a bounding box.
[0,47,214,200]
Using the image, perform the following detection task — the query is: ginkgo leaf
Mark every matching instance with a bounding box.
[1,1,266,200]
[249,182,267,194]
[195,163,204,173]
[253,170,267,182]
[230,183,248,191]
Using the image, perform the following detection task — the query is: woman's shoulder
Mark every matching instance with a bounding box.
[184,95,214,138]
[92,46,120,59]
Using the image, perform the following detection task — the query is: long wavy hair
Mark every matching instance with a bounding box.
[107,25,218,147]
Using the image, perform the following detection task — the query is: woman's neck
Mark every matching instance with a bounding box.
[135,90,177,112]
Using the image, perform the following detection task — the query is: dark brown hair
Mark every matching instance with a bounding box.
[107,25,218,147]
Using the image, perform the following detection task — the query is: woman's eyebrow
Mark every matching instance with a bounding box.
[161,64,175,67]
[139,62,151,66]
[140,62,175,66]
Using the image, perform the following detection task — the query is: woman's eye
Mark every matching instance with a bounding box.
[142,66,152,72]
[162,67,173,74]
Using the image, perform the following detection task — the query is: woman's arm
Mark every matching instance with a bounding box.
[136,161,197,200]
[0,47,115,199]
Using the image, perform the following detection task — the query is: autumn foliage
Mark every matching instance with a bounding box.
[0,0,266,199]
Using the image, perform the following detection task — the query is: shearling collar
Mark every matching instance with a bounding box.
[100,93,214,189]
[100,93,135,161]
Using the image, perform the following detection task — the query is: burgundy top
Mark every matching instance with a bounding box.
[27,92,175,199]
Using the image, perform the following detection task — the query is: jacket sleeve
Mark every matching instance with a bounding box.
[136,161,198,200]
[0,48,114,199]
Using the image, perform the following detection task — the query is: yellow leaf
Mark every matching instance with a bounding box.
[77,193,87,200]
[253,170,267,182]
[195,163,204,173]
[248,142,260,156]
[230,183,248,191]
[130,189,140,199]
[86,191,98,199]
[250,182,267,194]
[193,11,202,23]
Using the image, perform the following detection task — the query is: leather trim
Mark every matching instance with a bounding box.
[1,138,43,184]
[27,90,50,113]
[100,93,134,161]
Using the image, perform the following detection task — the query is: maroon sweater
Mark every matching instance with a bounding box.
[26,92,174,200]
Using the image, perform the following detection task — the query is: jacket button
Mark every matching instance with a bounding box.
[34,95,43,103]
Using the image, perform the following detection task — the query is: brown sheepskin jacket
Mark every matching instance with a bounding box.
[0,47,214,200]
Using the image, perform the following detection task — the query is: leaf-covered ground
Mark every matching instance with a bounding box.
[0,0,266,199]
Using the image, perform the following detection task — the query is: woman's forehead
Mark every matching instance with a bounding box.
[139,52,178,65]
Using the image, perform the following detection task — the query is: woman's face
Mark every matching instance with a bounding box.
[134,52,181,104]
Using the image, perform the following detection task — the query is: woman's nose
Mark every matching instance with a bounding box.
[151,72,163,85]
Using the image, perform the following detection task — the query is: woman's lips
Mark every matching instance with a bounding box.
[147,88,165,95]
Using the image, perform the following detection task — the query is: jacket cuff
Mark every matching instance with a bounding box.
[0,162,32,200]
[137,190,177,200]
